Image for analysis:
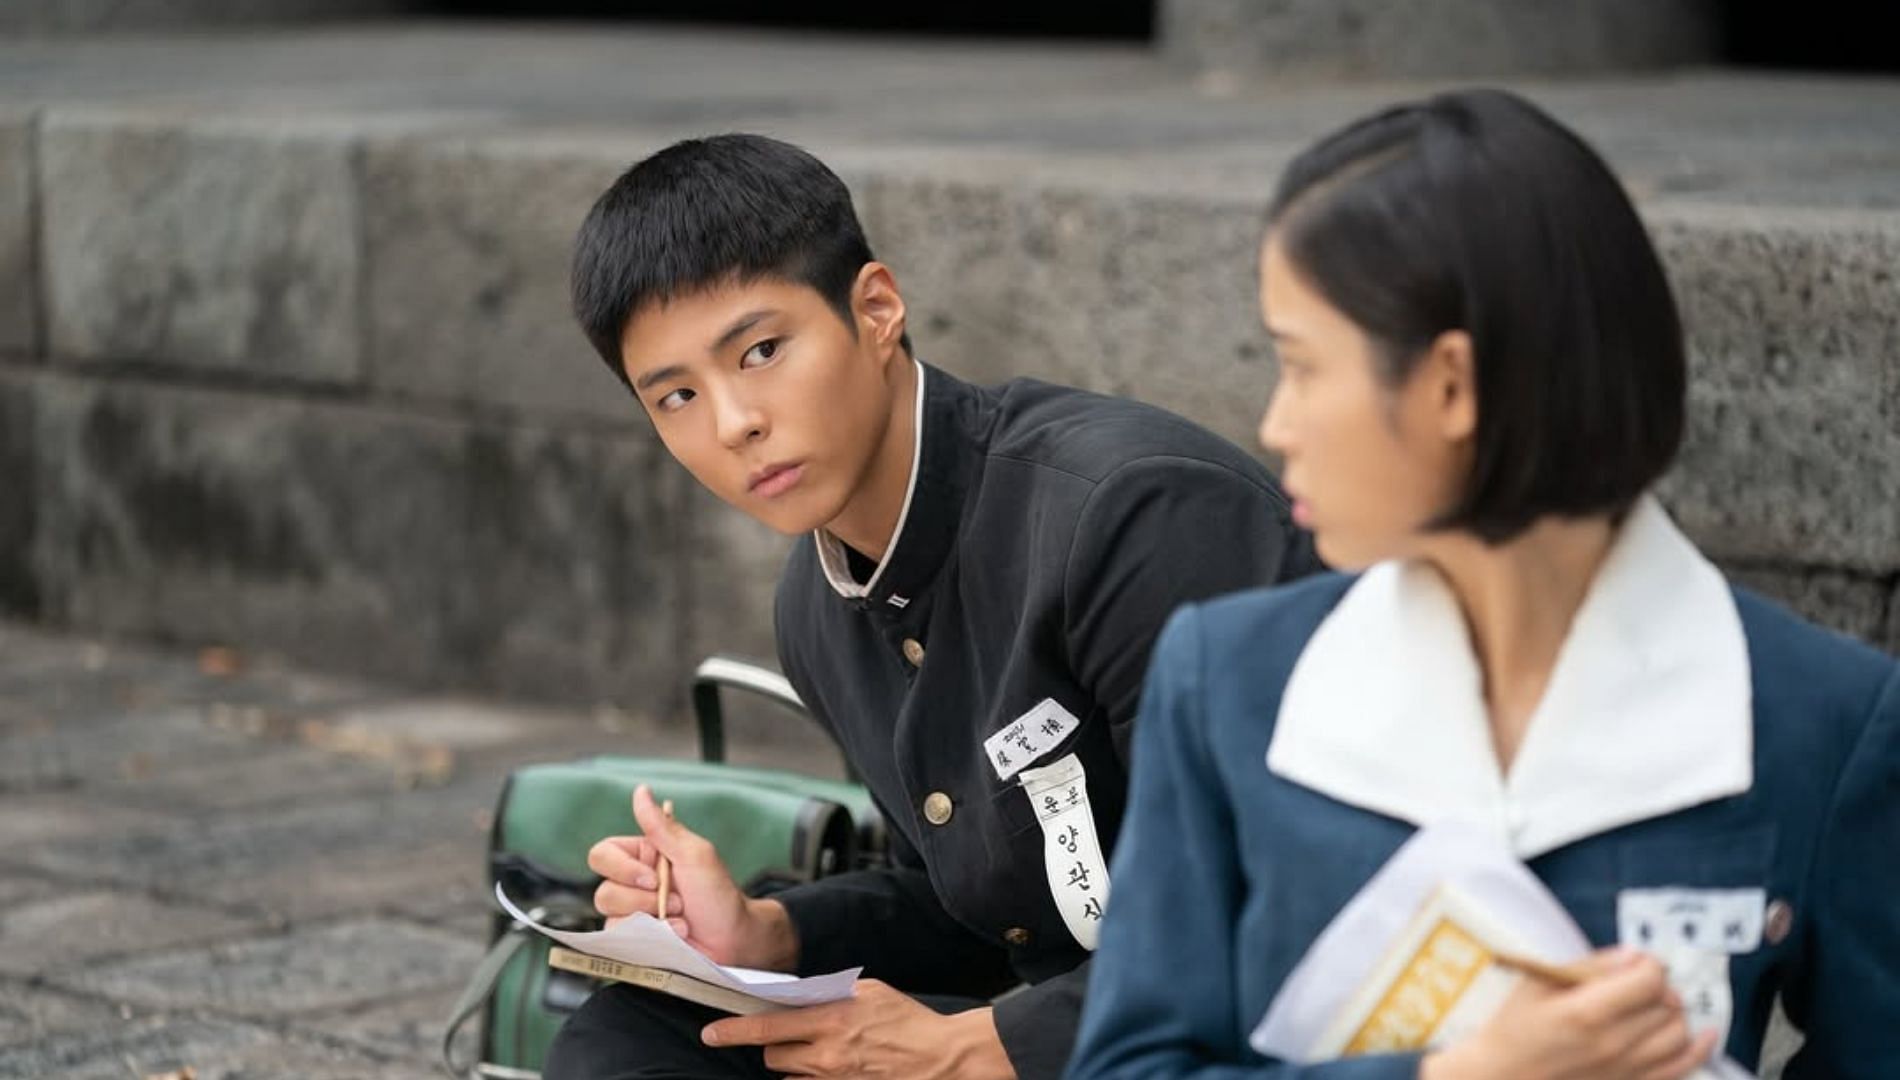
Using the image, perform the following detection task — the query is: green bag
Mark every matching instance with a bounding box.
[442,656,886,1079]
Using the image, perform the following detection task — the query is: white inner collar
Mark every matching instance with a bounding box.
[814,358,927,599]
[1266,497,1754,859]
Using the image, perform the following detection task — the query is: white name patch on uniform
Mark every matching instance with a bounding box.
[1618,888,1765,955]
[983,698,1081,781]
[1618,888,1765,1048]
[1017,752,1110,951]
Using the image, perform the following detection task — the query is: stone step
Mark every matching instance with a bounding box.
[1,27,1894,702]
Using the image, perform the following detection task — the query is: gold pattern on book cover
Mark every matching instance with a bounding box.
[1344,917,1494,1053]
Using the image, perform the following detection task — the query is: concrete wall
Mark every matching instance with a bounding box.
[1160,0,1719,82]
[1,105,1894,719]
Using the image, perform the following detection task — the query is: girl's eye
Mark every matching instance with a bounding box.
[656,387,695,413]
[741,338,781,368]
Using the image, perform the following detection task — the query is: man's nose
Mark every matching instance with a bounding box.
[712,385,767,449]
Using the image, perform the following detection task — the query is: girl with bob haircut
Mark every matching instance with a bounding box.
[1067,88,1898,1080]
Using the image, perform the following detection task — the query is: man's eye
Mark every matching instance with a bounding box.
[656,388,694,412]
[741,338,781,368]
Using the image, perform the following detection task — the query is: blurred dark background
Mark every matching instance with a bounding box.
[416,0,1892,71]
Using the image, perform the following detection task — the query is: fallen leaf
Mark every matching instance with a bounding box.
[198,646,242,677]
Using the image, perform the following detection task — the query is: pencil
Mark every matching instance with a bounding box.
[1492,950,1587,987]
[655,799,675,922]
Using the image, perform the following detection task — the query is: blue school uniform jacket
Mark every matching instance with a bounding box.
[1068,498,1900,1079]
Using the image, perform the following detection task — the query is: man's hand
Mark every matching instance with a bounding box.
[586,783,799,971]
[1422,947,1718,1080]
[700,980,1014,1080]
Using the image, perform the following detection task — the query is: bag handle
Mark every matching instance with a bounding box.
[442,895,599,1080]
[440,921,533,1078]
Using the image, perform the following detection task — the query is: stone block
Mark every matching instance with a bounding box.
[39,110,362,384]
[0,110,36,358]
[862,174,1276,454]
[685,485,792,671]
[1159,0,1716,81]
[360,134,649,420]
[0,889,264,977]
[682,485,846,768]
[20,369,467,682]
[1651,207,1900,573]
[871,176,1900,575]
[1652,207,1900,410]
[51,918,482,1017]
[441,416,694,705]
[12,368,689,703]
[1722,564,1892,648]
[1662,389,1900,575]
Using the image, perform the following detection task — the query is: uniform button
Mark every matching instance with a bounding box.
[1764,899,1794,945]
[901,638,926,667]
[923,791,954,826]
[1003,927,1031,947]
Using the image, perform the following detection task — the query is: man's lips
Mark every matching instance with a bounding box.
[748,462,805,498]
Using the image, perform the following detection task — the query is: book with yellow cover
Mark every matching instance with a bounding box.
[1312,883,1530,1056]
[548,946,785,1016]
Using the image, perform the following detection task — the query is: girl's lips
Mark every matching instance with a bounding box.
[752,463,805,499]
[1291,498,1312,528]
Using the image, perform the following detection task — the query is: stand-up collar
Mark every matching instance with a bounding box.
[813,360,989,612]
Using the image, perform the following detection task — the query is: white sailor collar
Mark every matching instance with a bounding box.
[814,358,928,600]
[1266,496,1753,860]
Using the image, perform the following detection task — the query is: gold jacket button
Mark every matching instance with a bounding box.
[923,791,954,825]
[1003,927,1031,947]
[902,638,926,667]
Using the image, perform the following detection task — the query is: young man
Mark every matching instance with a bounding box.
[547,134,1318,1080]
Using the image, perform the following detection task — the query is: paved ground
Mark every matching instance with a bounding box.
[0,617,841,1078]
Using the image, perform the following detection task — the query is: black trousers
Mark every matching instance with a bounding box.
[544,984,987,1080]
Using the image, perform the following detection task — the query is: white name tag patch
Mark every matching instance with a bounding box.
[1618,888,1765,955]
[1017,753,1110,951]
[984,698,1081,781]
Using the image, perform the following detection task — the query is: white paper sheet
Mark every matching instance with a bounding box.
[495,884,861,1008]
[1248,824,1754,1079]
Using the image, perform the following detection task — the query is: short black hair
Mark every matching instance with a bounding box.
[572,133,909,386]
[1267,88,1685,544]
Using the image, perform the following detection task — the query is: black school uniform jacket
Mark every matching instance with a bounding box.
[772,361,1319,1079]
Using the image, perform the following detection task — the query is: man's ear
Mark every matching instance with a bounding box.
[853,262,908,365]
